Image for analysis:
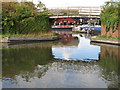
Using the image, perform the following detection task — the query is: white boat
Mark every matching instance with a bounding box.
[72,24,101,31]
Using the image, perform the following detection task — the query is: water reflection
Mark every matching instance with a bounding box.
[2,42,53,83]
[2,35,119,88]
[52,29,72,35]
[98,44,119,88]
[52,34,100,62]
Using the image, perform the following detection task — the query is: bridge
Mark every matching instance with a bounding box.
[49,6,101,19]
[49,6,102,28]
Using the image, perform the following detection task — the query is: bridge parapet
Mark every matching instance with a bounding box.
[49,15,100,19]
[49,6,101,19]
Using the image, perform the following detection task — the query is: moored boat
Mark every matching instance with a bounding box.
[72,24,101,31]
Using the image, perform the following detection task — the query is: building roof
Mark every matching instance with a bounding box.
[55,18,76,23]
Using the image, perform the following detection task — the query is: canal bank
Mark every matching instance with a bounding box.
[91,36,120,45]
[0,36,59,43]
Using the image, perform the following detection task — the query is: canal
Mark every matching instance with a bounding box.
[1,32,119,88]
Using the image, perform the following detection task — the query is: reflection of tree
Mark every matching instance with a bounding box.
[52,60,100,74]
[99,45,119,88]
[2,44,53,82]
[20,64,50,82]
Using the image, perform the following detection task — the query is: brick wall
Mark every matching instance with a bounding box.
[101,24,120,38]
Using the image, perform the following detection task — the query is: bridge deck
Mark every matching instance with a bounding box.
[49,6,101,18]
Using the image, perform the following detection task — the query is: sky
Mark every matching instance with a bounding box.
[31,0,109,8]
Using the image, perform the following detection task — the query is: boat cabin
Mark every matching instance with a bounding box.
[54,18,77,26]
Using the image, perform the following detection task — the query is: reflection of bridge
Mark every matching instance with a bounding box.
[72,34,92,47]
[72,34,91,40]
[72,34,81,39]
[49,6,101,19]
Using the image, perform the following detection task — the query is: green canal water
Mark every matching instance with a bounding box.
[1,34,119,88]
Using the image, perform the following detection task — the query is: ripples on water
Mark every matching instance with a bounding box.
[1,33,119,88]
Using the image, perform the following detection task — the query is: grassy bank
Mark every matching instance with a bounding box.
[0,32,57,38]
[94,35,120,40]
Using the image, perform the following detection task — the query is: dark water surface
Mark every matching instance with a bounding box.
[2,34,119,88]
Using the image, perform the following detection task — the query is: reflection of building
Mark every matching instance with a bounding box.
[52,30,72,35]
[100,45,119,61]
[61,34,74,44]
[99,45,119,88]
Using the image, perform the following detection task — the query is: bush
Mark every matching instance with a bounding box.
[2,1,51,34]
[100,0,120,32]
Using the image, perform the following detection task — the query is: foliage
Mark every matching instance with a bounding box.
[2,1,51,34]
[53,32,59,36]
[100,0,120,32]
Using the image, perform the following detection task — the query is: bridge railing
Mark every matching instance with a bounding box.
[49,6,101,18]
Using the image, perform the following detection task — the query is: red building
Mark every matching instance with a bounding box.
[54,18,77,25]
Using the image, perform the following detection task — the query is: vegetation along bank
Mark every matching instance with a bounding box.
[91,0,120,45]
[100,0,120,38]
[2,1,52,35]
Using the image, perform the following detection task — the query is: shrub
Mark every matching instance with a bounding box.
[2,1,51,34]
[100,0,120,32]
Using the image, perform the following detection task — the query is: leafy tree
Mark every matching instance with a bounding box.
[2,1,51,34]
[100,0,120,32]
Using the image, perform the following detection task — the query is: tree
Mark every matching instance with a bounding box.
[100,0,120,32]
[2,1,51,34]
